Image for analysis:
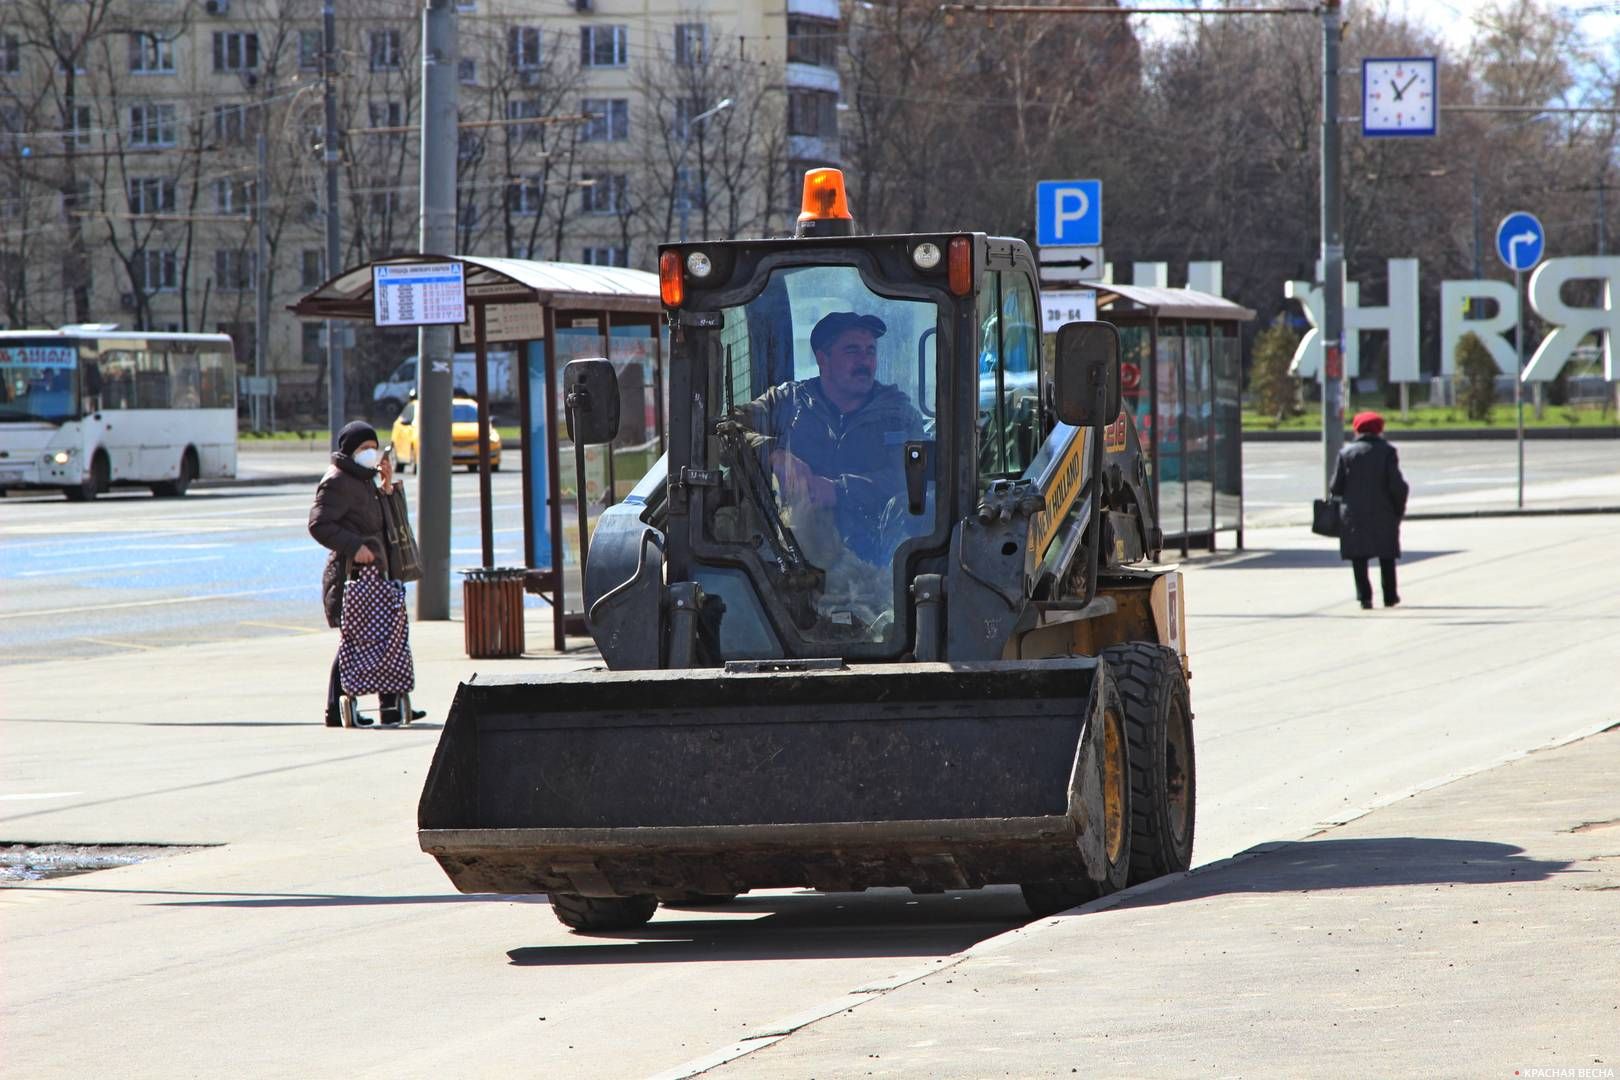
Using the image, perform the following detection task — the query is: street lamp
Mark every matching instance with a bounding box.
[676,97,733,242]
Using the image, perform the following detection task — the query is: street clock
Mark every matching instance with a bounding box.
[1362,57,1438,138]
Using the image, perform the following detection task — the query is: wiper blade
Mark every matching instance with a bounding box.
[713,419,820,590]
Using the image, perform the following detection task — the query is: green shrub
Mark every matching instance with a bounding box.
[1454,332,1499,422]
[1250,318,1302,423]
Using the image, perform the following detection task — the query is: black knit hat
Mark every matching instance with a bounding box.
[336,420,379,457]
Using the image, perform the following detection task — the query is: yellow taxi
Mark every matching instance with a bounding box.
[390,396,503,472]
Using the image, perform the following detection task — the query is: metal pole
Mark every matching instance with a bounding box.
[1470,169,1483,278]
[1320,0,1345,496]
[474,303,494,568]
[322,0,344,451]
[254,126,269,434]
[1515,267,1525,509]
[416,0,459,620]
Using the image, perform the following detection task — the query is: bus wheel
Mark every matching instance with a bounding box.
[152,449,197,497]
[64,452,108,502]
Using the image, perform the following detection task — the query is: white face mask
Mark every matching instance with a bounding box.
[353,447,382,470]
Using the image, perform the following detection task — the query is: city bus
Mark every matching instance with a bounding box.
[0,327,238,500]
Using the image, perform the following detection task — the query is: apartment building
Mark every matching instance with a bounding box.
[0,0,841,422]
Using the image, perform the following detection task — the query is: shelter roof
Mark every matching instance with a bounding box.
[290,253,662,320]
[1083,283,1255,322]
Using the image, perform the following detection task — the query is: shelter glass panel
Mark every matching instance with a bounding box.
[1212,324,1243,532]
[1154,325,1183,534]
[1183,323,1213,536]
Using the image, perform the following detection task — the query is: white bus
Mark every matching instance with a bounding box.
[0,328,238,500]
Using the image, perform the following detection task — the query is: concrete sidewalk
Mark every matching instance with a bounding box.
[707,727,1620,1079]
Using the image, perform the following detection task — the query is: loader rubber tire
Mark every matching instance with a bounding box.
[549,892,658,932]
[1101,642,1196,886]
[1020,672,1131,917]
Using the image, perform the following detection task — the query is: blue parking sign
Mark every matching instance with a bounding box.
[1036,180,1102,246]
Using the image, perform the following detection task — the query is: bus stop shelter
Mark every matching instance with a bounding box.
[1078,283,1255,553]
[291,254,665,651]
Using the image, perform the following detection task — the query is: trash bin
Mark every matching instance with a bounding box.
[461,567,526,659]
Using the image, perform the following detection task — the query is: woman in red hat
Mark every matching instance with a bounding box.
[1330,411,1410,609]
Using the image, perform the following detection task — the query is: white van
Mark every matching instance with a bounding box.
[373,350,515,420]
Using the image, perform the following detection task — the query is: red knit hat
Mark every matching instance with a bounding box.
[1352,411,1384,434]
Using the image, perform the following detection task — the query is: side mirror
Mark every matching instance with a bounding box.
[1052,320,1121,428]
[563,358,620,445]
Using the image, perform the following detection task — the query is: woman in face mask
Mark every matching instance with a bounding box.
[308,420,406,727]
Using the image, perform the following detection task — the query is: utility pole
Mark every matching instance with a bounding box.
[1320,0,1345,494]
[254,126,270,434]
[675,98,732,242]
[322,0,345,450]
[416,0,459,621]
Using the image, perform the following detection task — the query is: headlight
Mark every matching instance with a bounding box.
[912,242,943,270]
[685,251,713,279]
[49,450,73,465]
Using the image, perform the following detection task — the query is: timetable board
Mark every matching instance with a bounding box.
[372,262,467,327]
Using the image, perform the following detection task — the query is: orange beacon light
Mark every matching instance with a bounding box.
[795,168,856,238]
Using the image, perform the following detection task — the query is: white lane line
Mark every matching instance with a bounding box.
[0,792,82,801]
[79,636,163,652]
[16,555,224,577]
[238,620,322,634]
[0,585,305,621]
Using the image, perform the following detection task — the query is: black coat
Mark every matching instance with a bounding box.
[308,454,393,628]
[1330,434,1409,560]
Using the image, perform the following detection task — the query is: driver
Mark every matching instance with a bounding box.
[733,311,927,566]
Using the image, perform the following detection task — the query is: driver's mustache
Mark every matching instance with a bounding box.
[850,365,873,377]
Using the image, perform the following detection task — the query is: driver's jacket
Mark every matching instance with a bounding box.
[735,377,926,560]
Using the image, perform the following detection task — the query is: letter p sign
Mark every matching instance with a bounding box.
[1037,179,1102,247]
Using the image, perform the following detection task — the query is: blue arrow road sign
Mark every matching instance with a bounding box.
[1036,180,1102,247]
[1495,211,1545,272]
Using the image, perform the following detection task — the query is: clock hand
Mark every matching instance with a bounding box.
[1390,78,1406,102]
[1396,74,1420,100]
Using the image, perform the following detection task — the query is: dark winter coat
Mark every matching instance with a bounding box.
[309,453,394,628]
[1330,434,1409,560]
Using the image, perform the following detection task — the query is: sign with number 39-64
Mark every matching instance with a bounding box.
[1040,290,1098,333]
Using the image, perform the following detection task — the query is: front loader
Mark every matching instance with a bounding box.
[419,170,1196,931]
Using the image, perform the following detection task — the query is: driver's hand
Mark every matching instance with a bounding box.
[771,450,838,509]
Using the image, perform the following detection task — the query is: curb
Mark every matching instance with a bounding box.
[1404,505,1620,521]
[1243,426,1619,442]
[195,473,326,490]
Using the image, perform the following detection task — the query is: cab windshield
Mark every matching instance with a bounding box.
[0,342,81,423]
[702,264,939,646]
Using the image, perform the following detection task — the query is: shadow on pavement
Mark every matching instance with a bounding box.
[1112,837,1573,911]
[1207,548,1457,570]
[505,887,1030,967]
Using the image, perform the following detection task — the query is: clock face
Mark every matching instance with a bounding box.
[1363,57,1438,137]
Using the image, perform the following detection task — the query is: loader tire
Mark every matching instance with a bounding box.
[1020,672,1131,917]
[1101,642,1196,885]
[548,892,658,932]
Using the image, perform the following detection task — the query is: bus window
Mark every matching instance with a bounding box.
[168,351,202,408]
[198,350,235,408]
[134,349,170,409]
[100,350,138,409]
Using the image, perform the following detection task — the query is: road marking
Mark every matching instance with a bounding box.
[0,585,305,622]
[0,792,82,801]
[79,637,162,652]
[238,620,322,634]
[16,555,224,577]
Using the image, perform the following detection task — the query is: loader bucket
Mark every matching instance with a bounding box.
[418,659,1119,900]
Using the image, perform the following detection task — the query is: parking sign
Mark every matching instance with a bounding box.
[1036,180,1102,247]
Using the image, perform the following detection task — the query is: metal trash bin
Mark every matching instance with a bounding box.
[461,567,527,659]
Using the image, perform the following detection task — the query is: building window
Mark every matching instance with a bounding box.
[214,250,254,291]
[298,29,322,72]
[56,33,88,75]
[129,103,178,147]
[505,98,541,142]
[509,26,542,70]
[301,250,325,289]
[786,16,839,68]
[213,178,252,215]
[134,249,178,292]
[458,129,482,162]
[212,32,260,72]
[128,32,176,74]
[581,246,628,268]
[508,178,541,216]
[212,104,257,145]
[368,29,401,71]
[64,105,94,149]
[580,174,625,215]
[581,98,628,142]
[369,190,400,217]
[458,58,477,85]
[302,322,324,365]
[127,177,176,214]
[580,25,627,68]
[61,178,92,221]
[369,100,404,136]
[0,35,20,76]
[787,89,838,137]
[674,23,707,67]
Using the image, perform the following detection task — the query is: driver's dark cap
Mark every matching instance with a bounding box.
[811,312,887,354]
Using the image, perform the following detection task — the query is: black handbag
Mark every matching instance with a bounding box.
[381,485,423,583]
[1311,497,1342,538]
